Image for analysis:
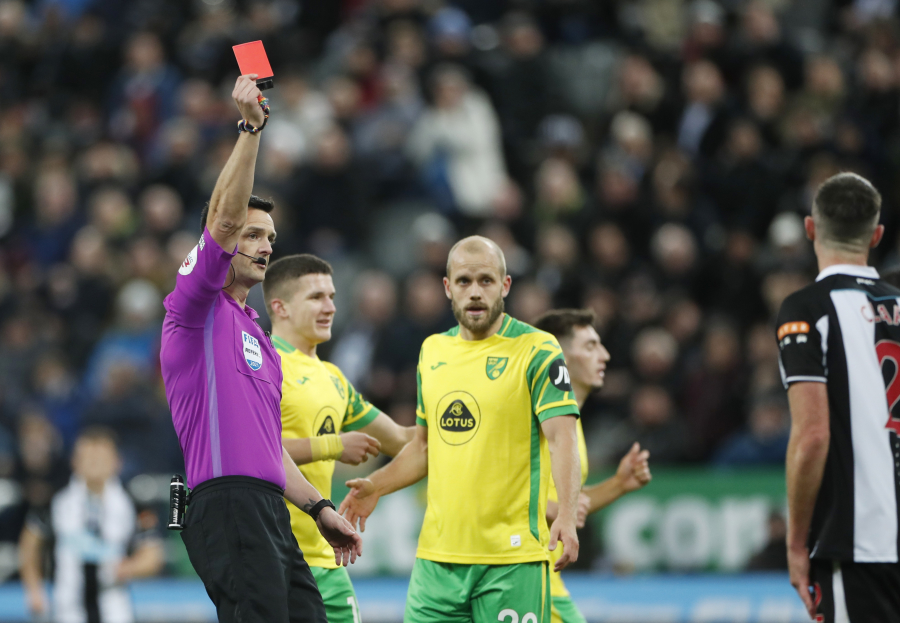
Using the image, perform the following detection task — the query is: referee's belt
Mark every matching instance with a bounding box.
[188,475,286,505]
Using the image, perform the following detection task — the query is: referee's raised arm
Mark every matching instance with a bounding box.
[159,75,353,623]
[205,75,265,254]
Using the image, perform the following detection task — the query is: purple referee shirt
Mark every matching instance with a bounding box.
[160,228,285,490]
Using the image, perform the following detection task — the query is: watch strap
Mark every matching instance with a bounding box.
[309,498,335,522]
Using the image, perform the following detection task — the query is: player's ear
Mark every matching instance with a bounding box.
[443,276,452,299]
[270,298,288,319]
[804,216,816,242]
[871,224,885,249]
[501,274,512,297]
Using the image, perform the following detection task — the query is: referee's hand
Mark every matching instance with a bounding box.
[232,74,265,127]
[316,508,363,566]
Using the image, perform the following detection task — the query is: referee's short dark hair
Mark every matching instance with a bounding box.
[263,254,334,315]
[812,172,881,250]
[199,195,275,234]
[533,309,596,341]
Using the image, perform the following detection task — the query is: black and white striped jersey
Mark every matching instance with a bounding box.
[777,264,900,563]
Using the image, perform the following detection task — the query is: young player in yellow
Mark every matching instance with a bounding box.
[262,254,415,623]
[534,310,652,623]
[340,237,583,623]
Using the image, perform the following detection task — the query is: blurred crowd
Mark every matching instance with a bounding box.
[0,0,898,561]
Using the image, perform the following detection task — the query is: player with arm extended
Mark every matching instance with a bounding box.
[534,310,652,623]
[777,172,900,622]
[340,236,582,622]
[159,75,360,623]
[262,253,414,622]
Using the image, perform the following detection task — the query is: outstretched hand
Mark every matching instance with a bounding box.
[232,74,265,127]
[617,442,651,493]
[316,507,363,566]
[339,478,379,532]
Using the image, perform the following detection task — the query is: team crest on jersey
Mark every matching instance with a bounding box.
[242,331,263,371]
[314,406,340,437]
[485,356,509,380]
[330,375,345,399]
[178,245,198,275]
[436,391,481,445]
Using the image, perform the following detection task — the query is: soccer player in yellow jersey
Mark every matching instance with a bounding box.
[262,254,415,623]
[340,236,583,622]
[534,310,652,623]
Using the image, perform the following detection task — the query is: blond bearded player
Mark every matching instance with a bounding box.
[534,310,652,623]
[262,254,415,622]
[340,236,583,622]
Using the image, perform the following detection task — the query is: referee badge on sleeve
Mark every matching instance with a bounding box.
[178,245,198,275]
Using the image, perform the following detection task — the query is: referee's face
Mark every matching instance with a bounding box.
[233,210,276,287]
[562,325,610,392]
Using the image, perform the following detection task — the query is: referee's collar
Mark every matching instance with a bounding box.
[816,264,879,282]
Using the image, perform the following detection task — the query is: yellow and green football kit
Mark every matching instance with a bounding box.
[547,420,589,623]
[274,336,378,623]
[407,315,579,622]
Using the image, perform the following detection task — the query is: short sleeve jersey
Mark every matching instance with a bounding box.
[776,264,900,562]
[415,315,580,565]
[547,418,589,597]
[160,228,285,490]
[274,336,379,568]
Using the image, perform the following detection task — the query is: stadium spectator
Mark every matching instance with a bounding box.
[713,391,790,466]
[18,426,164,622]
[407,63,508,218]
[745,510,788,571]
[328,270,398,393]
[595,384,690,466]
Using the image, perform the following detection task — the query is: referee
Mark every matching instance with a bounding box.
[160,75,361,623]
[777,172,900,622]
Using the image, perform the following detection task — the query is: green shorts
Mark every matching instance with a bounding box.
[550,595,587,623]
[405,558,550,623]
[310,566,361,623]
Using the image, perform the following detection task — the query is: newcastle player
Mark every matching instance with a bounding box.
[777,172,900,621]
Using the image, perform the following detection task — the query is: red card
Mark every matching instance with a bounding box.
[233,41,274,79]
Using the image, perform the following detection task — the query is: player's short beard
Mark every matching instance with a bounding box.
[452,295,505,334]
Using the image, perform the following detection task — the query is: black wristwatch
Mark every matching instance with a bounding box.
[309,498,336,522]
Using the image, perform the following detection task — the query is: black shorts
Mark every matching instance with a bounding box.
[181,476,326,623]
[811,559,900,622]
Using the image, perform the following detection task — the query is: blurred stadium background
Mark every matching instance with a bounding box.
[0,0,896,620]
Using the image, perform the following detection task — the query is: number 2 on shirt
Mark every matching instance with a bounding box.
[875,339,900,435]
